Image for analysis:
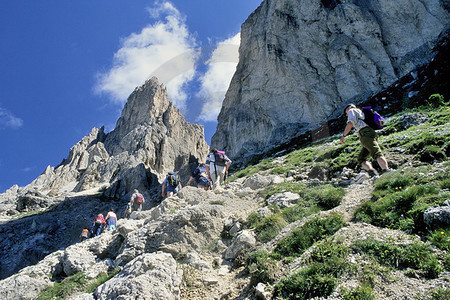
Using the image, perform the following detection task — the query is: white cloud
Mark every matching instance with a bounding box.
[197,33,240,122]
[95,1,198,110]
[0,107,23,129]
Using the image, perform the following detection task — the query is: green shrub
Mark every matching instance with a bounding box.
[425,94,446,108]
[274,241,349,299]
[355,184,440,234]
[246,250,278,285]
[281,205,321,223]
[254,213,288,242]
[37,272,88,300]
[428,228,450,251]
[352,239,442,279]
[274,214,345,258]
[428,288,450,300]
[341,284,375,300]
[303,184,345,210]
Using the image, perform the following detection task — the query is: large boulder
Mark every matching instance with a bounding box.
[95,252,182,300]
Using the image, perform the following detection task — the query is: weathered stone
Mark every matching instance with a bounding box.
[63,247,97,276]
[267,192,300,208]
[95,252,182,300]
[243,174,272,190]
[424,205,450,228]
[225,230,257,260]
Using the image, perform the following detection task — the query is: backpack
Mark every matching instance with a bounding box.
[167,173,181,187]
[193,165,207,179]
[361,107,385,130]
[95,218,103,225]
[213,150,227,167]
[134,193,144,204]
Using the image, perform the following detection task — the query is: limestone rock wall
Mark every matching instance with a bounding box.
[211,0,449,161]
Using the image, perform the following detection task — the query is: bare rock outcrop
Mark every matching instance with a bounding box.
[212,0,449,162]
[1,77,209,208]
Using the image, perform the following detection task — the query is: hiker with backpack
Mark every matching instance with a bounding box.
[130,189,145,212]
[340,104,390,177]
[80,227,90,241]
[92,214,106,237]
[187,162,211,191]
[162,171,182,198]
[105,208,117,231]
[205,149,232,190]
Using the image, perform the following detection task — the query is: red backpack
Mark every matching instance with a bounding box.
[135,193,144,204]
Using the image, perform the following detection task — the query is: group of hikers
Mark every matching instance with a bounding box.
[80,208,118,240]
[80,103,390,241]
[80,148,232,240]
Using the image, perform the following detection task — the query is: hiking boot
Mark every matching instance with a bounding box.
[368,170,379,178]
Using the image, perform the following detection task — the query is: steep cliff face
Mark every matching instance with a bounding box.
[212,0,449,161]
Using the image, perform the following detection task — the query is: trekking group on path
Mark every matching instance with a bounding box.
[80,149,232,241]
[81,103,389,241]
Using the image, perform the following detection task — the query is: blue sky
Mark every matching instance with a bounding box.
[0,0,262,193]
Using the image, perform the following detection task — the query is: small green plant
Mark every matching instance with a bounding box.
[428,228,450,251]
[274,241,349,299]
[427,287,450,300]
[37,268,121,300]
[37,272,88,300]
[425,94,446,108]
[246,250,278,285]
[274,214,345,258]
[303,184,345,209]
[246,212,288,242]
[341,283,375,300]
[352,239,442,279]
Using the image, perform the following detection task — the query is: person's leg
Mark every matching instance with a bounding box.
[377,156,389,171]
[210,171,218,190]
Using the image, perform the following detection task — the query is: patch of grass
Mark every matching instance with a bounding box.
[246,250,278,286]
[37,268,121,300]
[341,283,375,300]
[260,181,307,199]
[426,287,450,300]
[303,184,345,210]
[428,228,450,251]
[248,213,288,242]
[274,214,345,258]
[352,239,442,279]
[227,165,259,182]
[274,241,349,299]
[84,268,120,293]
[355,184,442,234]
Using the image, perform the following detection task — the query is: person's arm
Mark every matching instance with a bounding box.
[187,176,193,185]
[205,165,211,180]
[340,121,354,143]
[162,182,166,197]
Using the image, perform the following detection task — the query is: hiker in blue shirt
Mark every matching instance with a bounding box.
[187,163,211,191]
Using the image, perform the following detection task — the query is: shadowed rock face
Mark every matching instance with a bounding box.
[212,0,449,162]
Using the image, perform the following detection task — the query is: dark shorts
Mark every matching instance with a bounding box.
[197,176,210,188]
[166,184,178,193]
[358,126,383,164]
